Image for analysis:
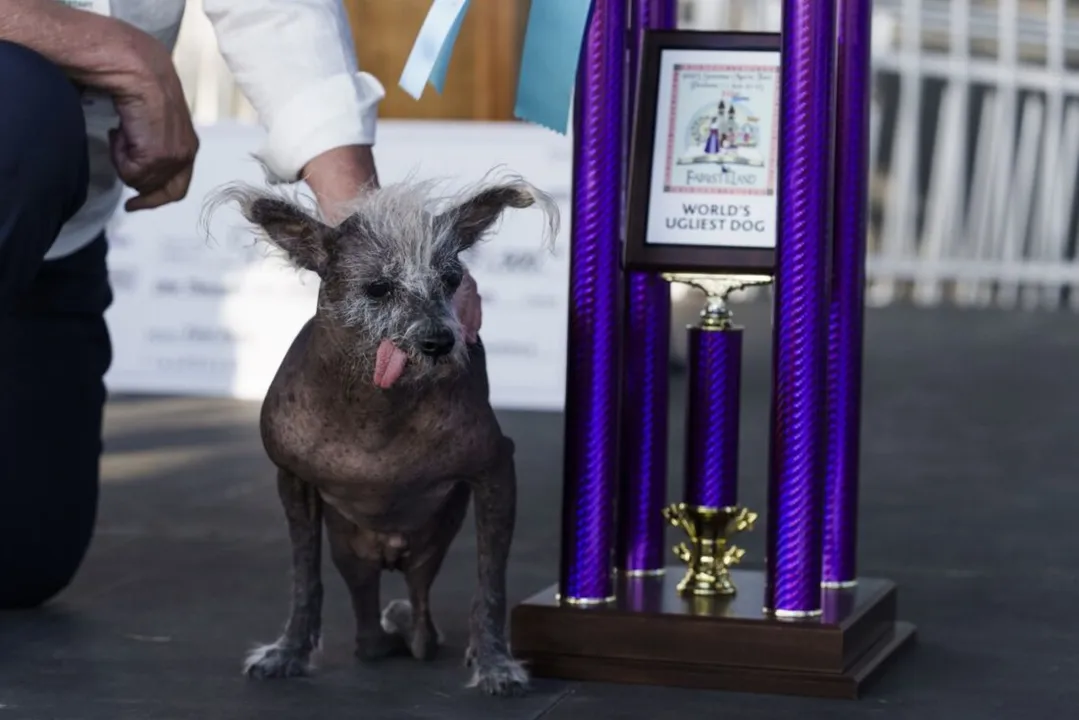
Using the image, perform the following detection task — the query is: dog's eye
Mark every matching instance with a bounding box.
[442,272,462,292]
[366,280,393,299]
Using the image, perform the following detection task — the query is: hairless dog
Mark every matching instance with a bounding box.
[207,175,558,696]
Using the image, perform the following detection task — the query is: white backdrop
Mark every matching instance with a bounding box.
[104,120,573,410]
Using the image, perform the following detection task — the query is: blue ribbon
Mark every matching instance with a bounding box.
[429,0,470,92]
[513,0,594,134]
[398,0,595,135]
[398,0,471,99]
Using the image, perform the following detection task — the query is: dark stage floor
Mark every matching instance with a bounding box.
[2,302,1078,719]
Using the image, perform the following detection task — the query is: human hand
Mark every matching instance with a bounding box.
[452,270,482,345]
[108,29,199,212]
[302,145,380,224]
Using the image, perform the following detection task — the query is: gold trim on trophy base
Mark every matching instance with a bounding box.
[510,569,916,700]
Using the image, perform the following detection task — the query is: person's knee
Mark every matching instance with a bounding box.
[0,503,98,610]
[0,553,92,610]
[0,40,88,205]
[0,455,99,610]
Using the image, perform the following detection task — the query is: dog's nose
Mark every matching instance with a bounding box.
[419,328,455,358]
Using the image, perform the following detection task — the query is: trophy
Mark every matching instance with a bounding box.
[510,0,914,700]
[660,273,771,598]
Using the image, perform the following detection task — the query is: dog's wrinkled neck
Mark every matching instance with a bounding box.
[307,316,381,391]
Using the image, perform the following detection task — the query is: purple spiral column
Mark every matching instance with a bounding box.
[622,575,665,613]
[821,586,857,624]
[558,0,626,604]
[618,0,677,577]
[823,0,872,589]
[684,326,742,510]
[764,0,836,618]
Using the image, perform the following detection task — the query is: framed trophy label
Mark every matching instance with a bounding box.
[625,31,782,275]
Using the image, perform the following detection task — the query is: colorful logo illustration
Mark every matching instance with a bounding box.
[678,93,765,169]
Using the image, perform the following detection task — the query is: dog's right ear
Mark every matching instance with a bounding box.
[203,184,337,275]
[241,197,335,275]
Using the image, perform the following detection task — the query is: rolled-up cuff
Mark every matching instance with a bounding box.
[255,71,386,184]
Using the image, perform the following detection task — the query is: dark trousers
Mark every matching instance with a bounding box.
[0,41,112,608]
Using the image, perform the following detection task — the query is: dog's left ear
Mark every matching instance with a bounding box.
[242,197,337,274]
[440,180,559,253]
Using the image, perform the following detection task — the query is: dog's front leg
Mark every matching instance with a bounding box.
[466,436,528,697]
[244,469,324,679]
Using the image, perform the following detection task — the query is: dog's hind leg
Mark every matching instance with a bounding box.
[465,437,529,697]
[382,481,472,661]
[244,469,324,679]
[324,506,409,662]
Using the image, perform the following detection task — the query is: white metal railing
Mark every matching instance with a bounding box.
[869,0,1079,310]
[681,0,1079,310]
[174,0,1079,310]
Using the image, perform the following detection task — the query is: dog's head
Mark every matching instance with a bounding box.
[207,174,558,387]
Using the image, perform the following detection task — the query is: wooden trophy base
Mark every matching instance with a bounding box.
[510,568,916,700]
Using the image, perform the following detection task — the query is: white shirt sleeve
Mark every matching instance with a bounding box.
[201,0,386,184]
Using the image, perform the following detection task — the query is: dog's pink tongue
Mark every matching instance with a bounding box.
[374,339,408,389]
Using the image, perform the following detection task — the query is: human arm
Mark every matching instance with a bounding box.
[297,145,380,225]
[0,0,199,211]
[0,0,143,93]
[201,0,385,221]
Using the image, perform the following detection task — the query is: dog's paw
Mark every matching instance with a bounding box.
[467,656,530,697]
[243,642,313,679]
[463,642,477,668]
[410,624,441,662]
[382,598,445,660]
[380,599,413,636]
[355,630,410,663]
